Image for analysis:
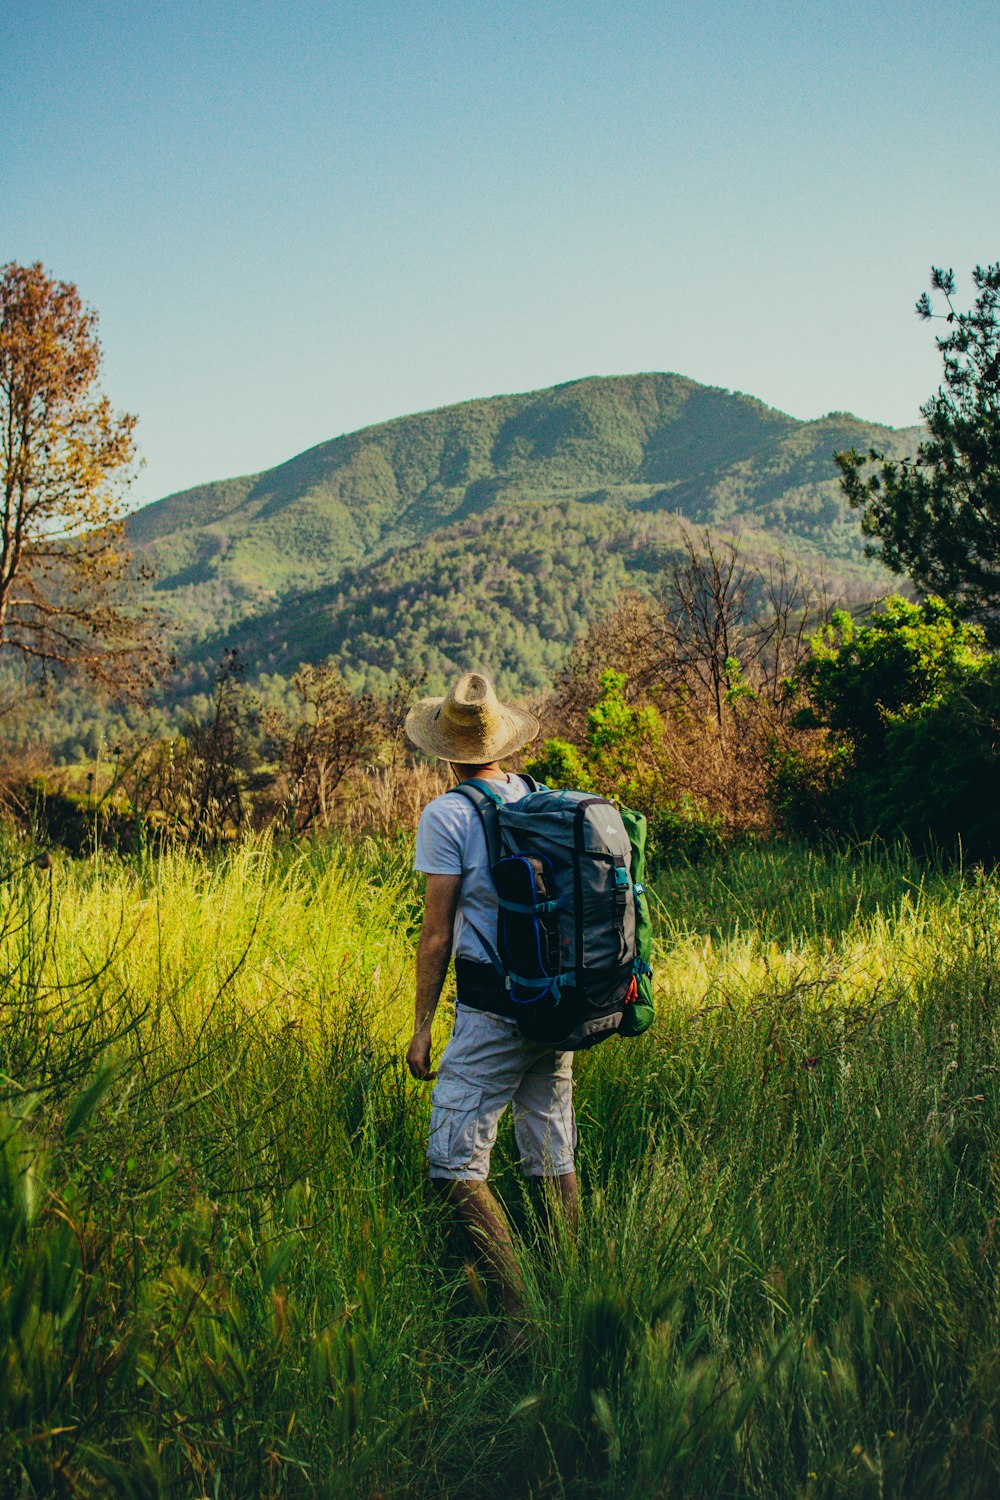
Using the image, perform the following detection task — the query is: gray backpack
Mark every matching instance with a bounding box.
[449,779,649,1049]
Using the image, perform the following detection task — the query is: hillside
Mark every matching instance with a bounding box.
[129,373,920,696]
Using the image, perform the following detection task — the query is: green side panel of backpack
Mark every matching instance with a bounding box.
[619,806,655,1037]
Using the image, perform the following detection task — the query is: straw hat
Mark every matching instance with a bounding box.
[405,672,539,763]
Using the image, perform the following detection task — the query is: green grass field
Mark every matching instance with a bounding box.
[1,835,997,1497]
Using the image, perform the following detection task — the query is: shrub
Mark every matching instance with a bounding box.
[782,595,1000,856]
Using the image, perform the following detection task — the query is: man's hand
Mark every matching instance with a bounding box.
[406,1023,436,1081]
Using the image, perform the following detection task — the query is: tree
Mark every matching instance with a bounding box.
[0,261,153,695]
[261,660,384,833]
[837,264,1000,639]
[180,649,255,845]
[661,527,821,732]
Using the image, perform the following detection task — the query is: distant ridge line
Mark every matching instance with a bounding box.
[125,371,920,699]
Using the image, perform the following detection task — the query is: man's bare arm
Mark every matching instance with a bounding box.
[406,873,462,1080]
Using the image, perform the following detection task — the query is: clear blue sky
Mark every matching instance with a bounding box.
[5,0,999,507]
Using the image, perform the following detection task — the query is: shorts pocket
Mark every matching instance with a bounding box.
[427,1077,485,1170]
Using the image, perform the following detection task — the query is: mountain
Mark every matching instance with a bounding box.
[127,373,921,697]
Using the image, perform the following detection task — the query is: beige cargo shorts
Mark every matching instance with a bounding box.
[427,1004,577,1181]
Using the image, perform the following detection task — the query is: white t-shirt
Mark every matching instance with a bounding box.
[414,774,533,963]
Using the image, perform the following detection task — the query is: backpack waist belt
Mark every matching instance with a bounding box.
[454,958,521,1021]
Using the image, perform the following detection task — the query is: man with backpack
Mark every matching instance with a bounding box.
[404,671,573,1329]
[404,671,654,1334]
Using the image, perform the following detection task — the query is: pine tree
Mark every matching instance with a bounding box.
[837,264,1000,638]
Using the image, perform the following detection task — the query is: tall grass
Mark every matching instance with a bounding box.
[0,835,997,1496]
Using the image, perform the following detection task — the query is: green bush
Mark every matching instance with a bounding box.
[525,735,595,792]
[782,596,1000,856]
[871,660,1000,857]
[796,596,986,746]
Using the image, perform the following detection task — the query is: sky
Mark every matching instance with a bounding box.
[5,0,1000,508]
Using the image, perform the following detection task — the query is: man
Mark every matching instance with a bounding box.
[404,671,578,1327]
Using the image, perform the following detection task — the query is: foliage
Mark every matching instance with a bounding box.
[178,506,827,703]
[783,595,1000,854]
[261,661,385,832]
[796,595,986,744]
[177,647,256,844]
[0,261,156,696]
[525,734,595,792]
[0,655,445,854]
[838,264,1000,638]
[58,650,262,851]
[871,661,1000,857]
[763,736,848,839]
[529,534,842,847]
[528,669,723,859]
[261,664,423,834]
[0,835,998,1493]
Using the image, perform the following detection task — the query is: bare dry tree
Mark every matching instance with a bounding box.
[751,552,832,715]
[536,527,841,835]
[661,527,833,727]
[540,590,680,741]
[261,661,385,833]
[181,649,254,844]
[661,527,754,735]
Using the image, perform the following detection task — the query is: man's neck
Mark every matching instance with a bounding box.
[454,761,507,783]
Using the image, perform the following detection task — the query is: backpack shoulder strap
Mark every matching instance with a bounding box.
[448,779,503,869]
[446,780,506,980]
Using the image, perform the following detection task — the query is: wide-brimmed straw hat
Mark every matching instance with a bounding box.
[405,672,539,764]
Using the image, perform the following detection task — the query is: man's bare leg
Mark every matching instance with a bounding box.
[446,1180,525,1320]
[533,1169,579,1239]
[552,1169,579,1234]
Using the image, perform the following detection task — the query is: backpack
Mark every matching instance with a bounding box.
[449,778,655,1050]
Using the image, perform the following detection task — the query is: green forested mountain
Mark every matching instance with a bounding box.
[130,372,918,697]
